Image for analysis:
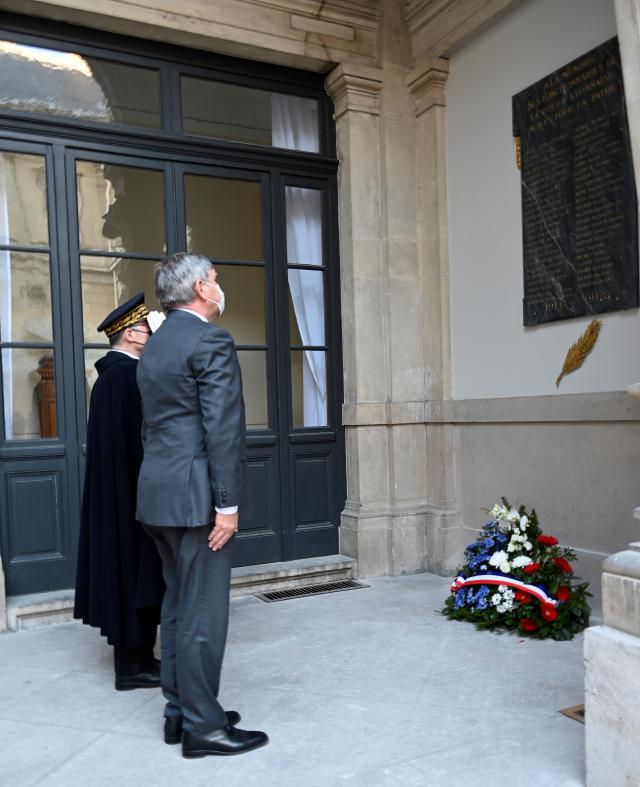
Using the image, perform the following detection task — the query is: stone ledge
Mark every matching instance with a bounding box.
[342,390,640,426]
[7,590,76,632]
[231,554,356,598]
[3,555,356,631]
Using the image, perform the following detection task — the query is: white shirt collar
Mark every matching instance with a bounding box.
[111,348,139,360]
[175,307,208,323]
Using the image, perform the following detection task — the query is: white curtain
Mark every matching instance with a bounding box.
[271,93,319,154]
[0,155,12,439]
[272,94,326,426]
[288,265,326,427]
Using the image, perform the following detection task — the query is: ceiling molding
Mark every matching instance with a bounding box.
[244,0,380,29]
[404,0,525,58]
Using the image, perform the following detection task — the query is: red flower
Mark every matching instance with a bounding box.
[556,586,570,602]
[554,557,573,575]
[536,535,559,546]
[515,590,530,604]
[523,562,540,575]
[541,603,558,621]
[520,619,538,631]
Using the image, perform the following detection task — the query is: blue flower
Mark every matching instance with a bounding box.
[454,590,467,609]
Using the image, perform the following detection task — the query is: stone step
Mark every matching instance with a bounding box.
[3,554,356,632]
[230,554,356,598]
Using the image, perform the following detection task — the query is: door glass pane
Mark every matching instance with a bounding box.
[2,348,57,439]
[76,161,165,254]
[181,76,319,153]
[185,175,262,261]
[288,269,324,346]
[215,264,265,345]
[80,256,160,343]
[0,252,53,342]
[285,187,322,266]
[0,41,161,128]
[0,151,48,246]
[291,350,327,428]
[237,350,268,430]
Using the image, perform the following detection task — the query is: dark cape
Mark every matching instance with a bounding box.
[74,351,164,646]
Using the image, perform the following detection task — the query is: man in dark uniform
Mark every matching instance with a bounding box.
[74,293,165,691]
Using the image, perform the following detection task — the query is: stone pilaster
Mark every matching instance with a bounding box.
[584,9,640,784]
[407,56,462,574]
[326,63,394,576]
[585,532,640,785]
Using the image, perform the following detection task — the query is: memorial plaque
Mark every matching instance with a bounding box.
[513,38,638,326]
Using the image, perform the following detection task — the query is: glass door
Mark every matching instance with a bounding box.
[281,177,341,561]
[65,151,171,428]
[0,141,81,594]
[176,163,283,565]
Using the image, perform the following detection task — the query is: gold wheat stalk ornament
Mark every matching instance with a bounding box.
[555,319,602,387]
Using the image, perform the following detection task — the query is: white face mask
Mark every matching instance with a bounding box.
[202,280,225,316]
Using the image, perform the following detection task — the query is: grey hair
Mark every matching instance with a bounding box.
[155,253,213,311]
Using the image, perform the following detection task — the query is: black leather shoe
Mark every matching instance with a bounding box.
[182,725,268,757]
[115,671,161,691]
[164,711,241,744]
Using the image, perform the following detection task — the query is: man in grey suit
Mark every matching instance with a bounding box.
[136,252,268,758]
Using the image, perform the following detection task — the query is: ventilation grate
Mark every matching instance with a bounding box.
[255,579,368,602]
[559,704,585,724]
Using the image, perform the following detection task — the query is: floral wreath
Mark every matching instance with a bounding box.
[443,499,590,640]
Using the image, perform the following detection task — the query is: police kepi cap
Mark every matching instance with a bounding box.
[97,292,149,338]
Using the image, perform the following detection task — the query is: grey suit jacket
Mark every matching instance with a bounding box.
[136,309,246,527]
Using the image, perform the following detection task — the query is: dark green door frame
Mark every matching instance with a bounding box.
[0,15,345,595]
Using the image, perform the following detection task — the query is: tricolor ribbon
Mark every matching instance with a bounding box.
[451,573,558,607]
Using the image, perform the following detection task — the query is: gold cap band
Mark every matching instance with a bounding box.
[104,303,149,337]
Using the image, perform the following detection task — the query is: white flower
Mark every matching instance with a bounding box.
[490,504,507,520]
[523,541,532,551]
[489,550,508,568]
[519,515,529,531]
[499,560,511,573]
[507,543,517,553]
[506,509,520,522]
[492,586,515,613]
[511,555,533,569]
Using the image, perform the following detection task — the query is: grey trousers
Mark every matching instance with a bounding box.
[144,524,233,733]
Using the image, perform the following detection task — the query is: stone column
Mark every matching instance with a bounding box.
[584,7,640,784]
[326,63,393,576]
[407,56,462,575]
[585,530,640,785]
[326,50,433,577]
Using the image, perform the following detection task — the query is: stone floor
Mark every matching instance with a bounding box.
[0,573,588,786]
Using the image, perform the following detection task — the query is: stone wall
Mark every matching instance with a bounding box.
[1,0,638,588]
[452,392,640,603]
